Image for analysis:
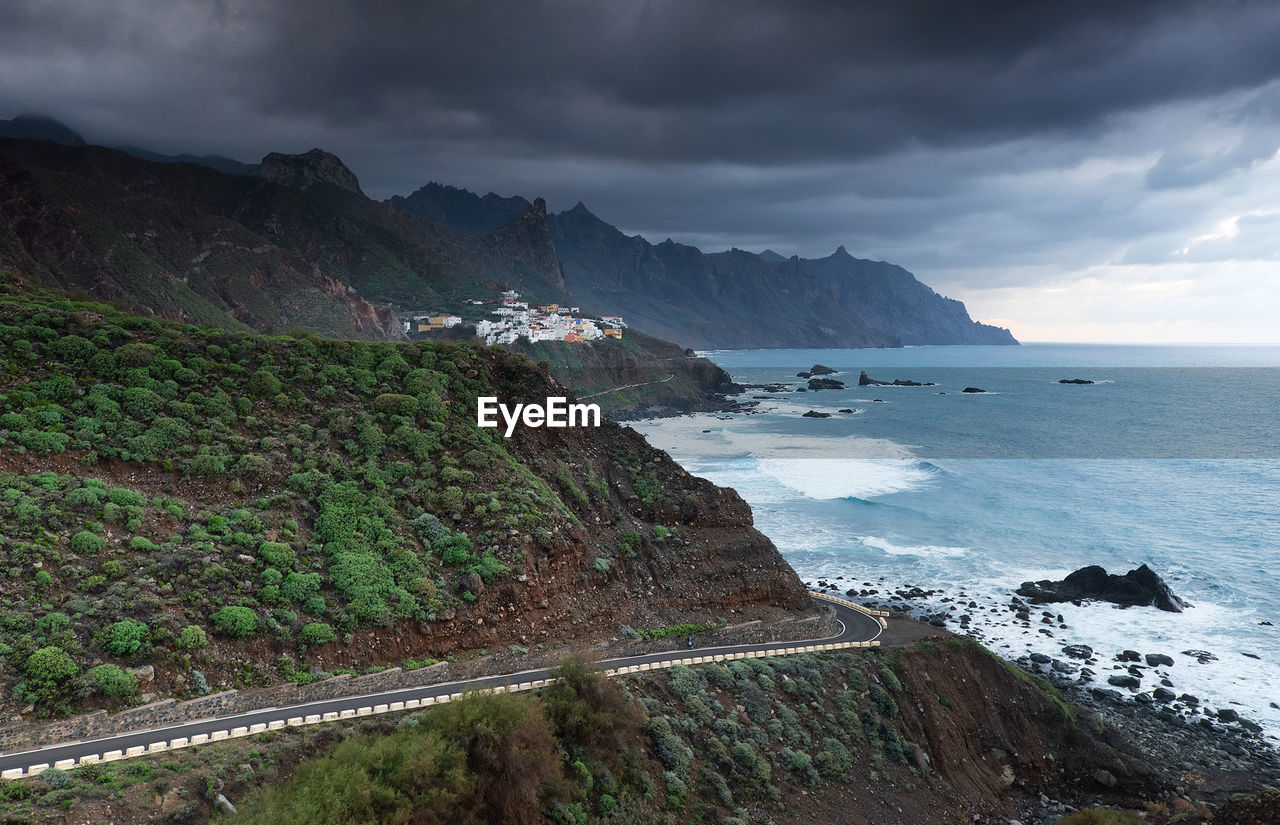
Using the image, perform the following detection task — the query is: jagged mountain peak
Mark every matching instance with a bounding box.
[253,147,364,196]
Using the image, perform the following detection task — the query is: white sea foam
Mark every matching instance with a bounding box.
[755,458,936,500]
[857,535,968,558]
[802,561,1280,740]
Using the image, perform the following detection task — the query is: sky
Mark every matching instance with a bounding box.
[3,0,1280,343]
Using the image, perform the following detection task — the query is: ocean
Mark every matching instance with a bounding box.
[632,344,1280,740]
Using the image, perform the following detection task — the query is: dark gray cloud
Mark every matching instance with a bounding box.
[3,0,1280,340]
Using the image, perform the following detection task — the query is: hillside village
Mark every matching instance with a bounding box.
[403,290,626,345]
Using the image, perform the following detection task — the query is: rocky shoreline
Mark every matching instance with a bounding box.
[807,573,1280,802]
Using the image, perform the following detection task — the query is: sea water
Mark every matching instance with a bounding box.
[632,344,1280,739]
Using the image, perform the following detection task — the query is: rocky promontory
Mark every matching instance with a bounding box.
[1018,564,1190,612]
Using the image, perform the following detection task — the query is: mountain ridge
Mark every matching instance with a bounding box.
[394,181,1017,349]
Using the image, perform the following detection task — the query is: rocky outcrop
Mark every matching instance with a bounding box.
[1059,378,1095,384]
[802,410,831,418]
[807,377,845,390]
[859,370,935,387]
[962,387,987,393]
[252,148,365,195]
[1017,564,1189,612]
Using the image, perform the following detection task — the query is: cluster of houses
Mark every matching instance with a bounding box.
[402,290,626,346]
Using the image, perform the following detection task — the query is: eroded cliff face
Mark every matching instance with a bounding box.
[325,349,809,662]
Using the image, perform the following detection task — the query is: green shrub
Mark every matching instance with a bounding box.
[85,663,139,698]
[129,536,157,552]
[175,625,208,651]
[297,622,337,646]
[21,645,78,705]
[281,572,321,603]
[373,393,419,417]
[101,620,149,656]
[70,530,106,555]
[106,487,146,507]
[213,606,258,638]
[247,370,282,399]
[257,542,294,570]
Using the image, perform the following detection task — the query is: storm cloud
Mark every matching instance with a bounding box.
[3,0,1280,341]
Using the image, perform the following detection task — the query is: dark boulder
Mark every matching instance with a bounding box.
[810,364,838,375]
[1116,650,1141,662]
[1058,378,1095,384]
[961,387,987,393]
[1144,653,1174,667]
[837,408,855,414]
[1016,564,1189,612]
[807,378,846,390]
[1180,649,1217,664]
[1108,674,1141,689]
[1152,687,1176,703]
[1061,644,1093,660]
[801,410,831,418]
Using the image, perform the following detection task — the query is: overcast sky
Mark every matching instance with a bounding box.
[4,0,1280,342]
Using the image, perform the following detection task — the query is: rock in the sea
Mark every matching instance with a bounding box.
[858,370,935,387]
[807,378,846,390]
[1016,564,1189,612]
[801,410,831,418]
[1181,649,1218,664]
[1058,378,1095,384]
[1217,708,1241,723]
[1107,674,1141,689]
[1144,653,1174,667]
[1030,652,1052,665]
[1116,650,1141,662]
[1061,644,1093,660]
[961,387,987,393]
[837,408,854,413]
[1153,687,1176,703]
[809,364,838,375]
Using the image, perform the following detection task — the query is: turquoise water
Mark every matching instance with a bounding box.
[634,344,1280,738]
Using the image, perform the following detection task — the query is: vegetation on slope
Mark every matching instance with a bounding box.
[0,641,1170,825]
[0,279,807,719]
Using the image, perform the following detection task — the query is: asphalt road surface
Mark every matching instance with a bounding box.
[0,595,881,773]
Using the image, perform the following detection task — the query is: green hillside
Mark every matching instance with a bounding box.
[0,279,807,718]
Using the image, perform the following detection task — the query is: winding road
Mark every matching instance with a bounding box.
[0,594,883,778]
